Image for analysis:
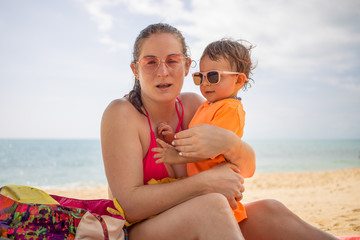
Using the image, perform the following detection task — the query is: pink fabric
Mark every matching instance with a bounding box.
[337,237,360,240]
[51,195,124,220]
[142,128,169,184]
[142,98,184,184]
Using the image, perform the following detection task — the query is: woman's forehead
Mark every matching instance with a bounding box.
[140,33,182,58]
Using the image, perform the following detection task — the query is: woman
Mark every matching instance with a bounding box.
[101,23,336,239]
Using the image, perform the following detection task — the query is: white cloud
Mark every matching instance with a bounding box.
[77,0,128,52]
[99,34,129,52]
[76,0,360,138]
[124,0,185,18]
[177,0,360,76]
[323,76,360,93]
[79,0,360,92]
[78,0,121,31]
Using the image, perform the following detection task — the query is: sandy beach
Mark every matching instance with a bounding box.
[46,168,360,236]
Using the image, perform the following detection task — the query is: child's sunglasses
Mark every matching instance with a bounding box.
[192,70,241,86]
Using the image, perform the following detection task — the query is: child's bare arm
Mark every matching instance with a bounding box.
[153,139,205,164]
[157,122,175,144]
[153,139,181,164]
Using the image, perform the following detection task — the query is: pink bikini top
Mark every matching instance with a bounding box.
[143,98,184,184]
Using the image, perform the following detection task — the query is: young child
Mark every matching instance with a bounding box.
[153,38,255,225]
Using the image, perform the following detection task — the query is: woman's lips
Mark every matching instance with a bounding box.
[156,83,172,88]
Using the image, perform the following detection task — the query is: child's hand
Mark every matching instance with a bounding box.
[153,138,182,164]
[157,122,175,144]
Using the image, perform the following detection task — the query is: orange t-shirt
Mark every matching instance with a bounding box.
[187,98,247,222]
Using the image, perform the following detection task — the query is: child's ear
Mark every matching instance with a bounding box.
[130,62,139,79]
[236,73,247,87]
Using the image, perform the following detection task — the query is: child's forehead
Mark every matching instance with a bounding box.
[199,55,232,71]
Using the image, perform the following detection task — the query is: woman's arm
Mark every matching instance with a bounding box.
[172,124,256,178]
[101,99,244,222]
[222,130,256,178]
[174,92,255,178]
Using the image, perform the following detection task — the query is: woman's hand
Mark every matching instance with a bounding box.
[173,124,256,178]
[172,124,232,159]
[198,162,245,209]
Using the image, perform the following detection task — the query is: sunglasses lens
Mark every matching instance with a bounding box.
[207,71,220,84]
[139,57,159,73]
[193,73,203,85]
[165,54,184,68]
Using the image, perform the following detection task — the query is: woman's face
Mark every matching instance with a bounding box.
[132,33,190,103]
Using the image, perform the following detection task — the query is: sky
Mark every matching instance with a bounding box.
[0,0,359,139]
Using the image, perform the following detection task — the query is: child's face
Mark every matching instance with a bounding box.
[198,56,242,102]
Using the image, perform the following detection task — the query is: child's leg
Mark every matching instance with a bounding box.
[172,163,187,178]
[164,163,175,178]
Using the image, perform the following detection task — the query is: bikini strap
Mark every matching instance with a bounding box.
[143,108,154,132]
[175,97,184,132]
[144,97,184,133]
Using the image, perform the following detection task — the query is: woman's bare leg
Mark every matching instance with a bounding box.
[240,199,337,240]
[129,193,244,240]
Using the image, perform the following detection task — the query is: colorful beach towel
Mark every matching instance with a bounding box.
[0,185,127,240]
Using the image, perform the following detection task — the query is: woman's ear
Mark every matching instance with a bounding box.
[184,57,192,76]
[130,62,139,79]
[236,73,247,88]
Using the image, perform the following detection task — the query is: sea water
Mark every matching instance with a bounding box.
[0,139,359,188]
[0,139,105,189]
[247,139,360,173]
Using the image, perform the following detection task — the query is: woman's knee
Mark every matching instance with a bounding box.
[188,193,236,227]
[245,199,292,221]
[257,199,287,213]
[194,194,243,239]
[198,193,232,213]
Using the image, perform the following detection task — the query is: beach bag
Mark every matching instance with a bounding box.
[0,185,127,240]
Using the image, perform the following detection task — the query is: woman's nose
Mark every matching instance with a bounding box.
[157,62,169,76]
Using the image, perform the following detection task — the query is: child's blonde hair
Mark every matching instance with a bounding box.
[201,38,255,90]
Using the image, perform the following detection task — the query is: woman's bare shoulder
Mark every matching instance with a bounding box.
[104,98,136,116]
[102,98,141,126]
[105,97,132,112]
[101,98,147,154]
